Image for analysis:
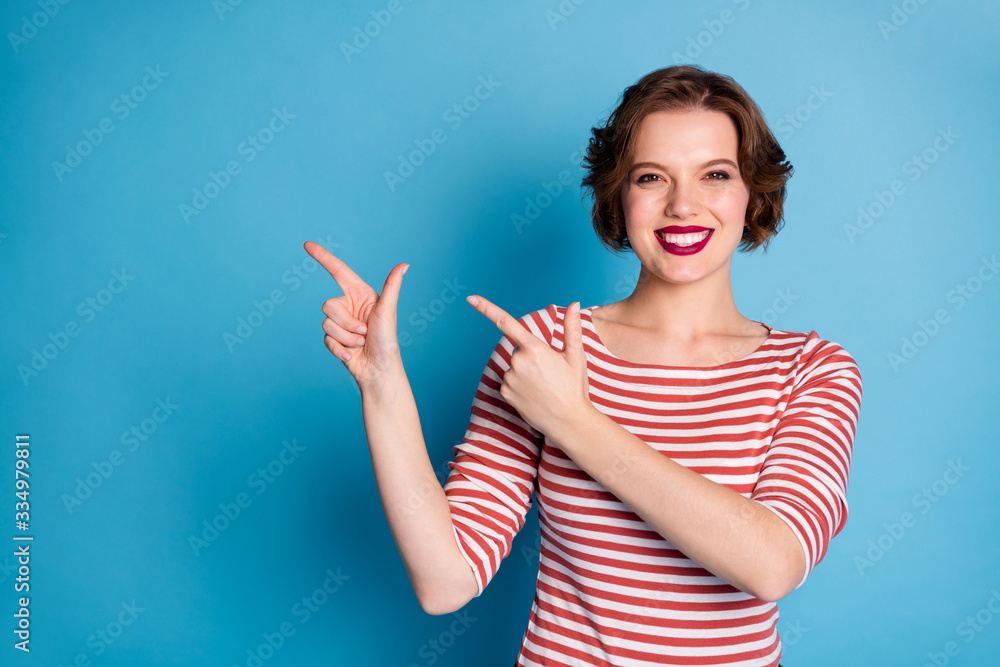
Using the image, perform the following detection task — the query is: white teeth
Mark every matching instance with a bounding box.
[658,230,711,246]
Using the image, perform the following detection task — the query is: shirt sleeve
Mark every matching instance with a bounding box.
[750,333,863,590]
[443,306,553,596]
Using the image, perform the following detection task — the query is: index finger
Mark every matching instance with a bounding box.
[466,294,535,349]
[304,241,370,294]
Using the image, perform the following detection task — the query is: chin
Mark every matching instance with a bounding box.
[663,269,709,284]
[643,261,706,284]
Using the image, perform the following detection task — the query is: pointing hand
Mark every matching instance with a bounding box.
[304,241,408,389]
[465,295,591,435]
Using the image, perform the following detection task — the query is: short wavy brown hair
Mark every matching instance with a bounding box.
[581,65,793,253]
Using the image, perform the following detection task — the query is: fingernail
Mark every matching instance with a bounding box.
[340,351,351,361]
[356,325,367,335]
[356,336,365,346]
[467,296,479,307]
[402,264,410,275]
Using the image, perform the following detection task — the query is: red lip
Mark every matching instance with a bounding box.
[654,227,714,256]
[655,225,712,234]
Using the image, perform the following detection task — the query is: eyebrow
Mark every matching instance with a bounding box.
[627,159,739,175]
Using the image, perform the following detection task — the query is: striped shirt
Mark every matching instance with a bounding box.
[444,304,862,666]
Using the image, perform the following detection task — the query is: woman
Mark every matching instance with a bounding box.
[305,65,861,667]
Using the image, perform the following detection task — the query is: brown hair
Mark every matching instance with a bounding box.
[580,65,793,253]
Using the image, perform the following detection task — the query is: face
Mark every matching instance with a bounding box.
[620,109,750,286]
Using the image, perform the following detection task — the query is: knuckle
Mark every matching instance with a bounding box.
[323,320,356,345]
[322,297,341,315]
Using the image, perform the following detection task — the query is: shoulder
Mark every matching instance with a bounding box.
[507,304,583,351]
[767,327,863,402]
[486,304,560,352]
[514,304,562,346]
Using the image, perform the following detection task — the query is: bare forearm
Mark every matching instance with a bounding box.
[550,405,804,602]
[359,365,476,613]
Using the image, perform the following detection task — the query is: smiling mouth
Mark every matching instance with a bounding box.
[655,230,712,247]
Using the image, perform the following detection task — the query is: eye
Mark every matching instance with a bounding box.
[705,171,731,180]
[636,173,662,183]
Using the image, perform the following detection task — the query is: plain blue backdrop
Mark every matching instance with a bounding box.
[1,1,998,665]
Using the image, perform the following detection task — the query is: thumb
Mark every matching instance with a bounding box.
[374,262,409,323]
[563,302,584,367]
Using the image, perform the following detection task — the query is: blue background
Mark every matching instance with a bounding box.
[2,0,998,665]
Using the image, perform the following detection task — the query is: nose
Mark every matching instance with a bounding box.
[664,179,699,219]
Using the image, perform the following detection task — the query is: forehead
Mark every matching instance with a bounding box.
[630,109,739,162]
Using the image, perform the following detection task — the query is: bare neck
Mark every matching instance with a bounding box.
[599,263,763,341]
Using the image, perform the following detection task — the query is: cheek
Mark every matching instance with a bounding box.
[620,194,639,233]
[621,190,658,225]
[706,189,750,224]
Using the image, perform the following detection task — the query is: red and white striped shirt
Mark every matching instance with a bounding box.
[444,304,862,666]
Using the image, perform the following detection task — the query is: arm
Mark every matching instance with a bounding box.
[303,241,476,615]
[368,311,546,612]
[441,316,546,598]
[547,406,804,602]
[360,360,479,615]
[545,341,861,602]
[464,296,861,603]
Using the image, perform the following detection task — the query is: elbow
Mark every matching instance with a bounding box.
[746,550,806,603]
[412,540,481,615]
[418,598,465,616]
[414,570,478,616]
[746,577,795,604]
[415,587,473,616]
[744,513,808,603]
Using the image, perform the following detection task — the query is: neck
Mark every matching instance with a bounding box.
[610,261,758,340]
